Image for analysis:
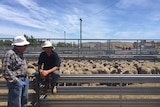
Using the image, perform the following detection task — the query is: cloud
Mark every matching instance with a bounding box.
[0,5,44,29]
[114,31,160,39]
[116,0,151,8]
[0,0,160,39]
[0,0,60,30]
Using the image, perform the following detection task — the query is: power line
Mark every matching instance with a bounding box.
[62,0,120,38]
[84,0,120,19]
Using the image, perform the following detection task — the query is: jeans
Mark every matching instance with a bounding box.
[7,77,29,107]
[49,70,60,89]
[35,70,60,90]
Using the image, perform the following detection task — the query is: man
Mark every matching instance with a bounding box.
[38,41,60,94]
[2,36,30,107]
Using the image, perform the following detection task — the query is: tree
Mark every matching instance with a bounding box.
[23,34,40,46]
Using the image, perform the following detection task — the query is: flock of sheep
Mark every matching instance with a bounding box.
[1,59,160,77]
[0,59,160,87]
[26,59,160,76]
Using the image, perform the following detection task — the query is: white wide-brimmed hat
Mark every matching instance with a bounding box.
[41,41,53,48]
[11,36,30,46]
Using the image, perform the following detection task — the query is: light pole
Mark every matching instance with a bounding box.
[64,31,66,45]
[80,18,82,48]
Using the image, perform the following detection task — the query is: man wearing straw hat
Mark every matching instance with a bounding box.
[2,36,30,107]
[37,41,61,95]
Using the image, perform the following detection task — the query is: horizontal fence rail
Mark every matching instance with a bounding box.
[58,74,160,83]
[39,99,160,107]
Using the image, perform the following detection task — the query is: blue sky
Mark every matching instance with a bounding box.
[0,0,160,39]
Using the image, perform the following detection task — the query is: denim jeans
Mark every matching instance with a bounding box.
[7,77,29,107]
[35,70,60,90]
[50,70,60,89]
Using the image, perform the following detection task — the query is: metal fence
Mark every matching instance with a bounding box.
[39,74,160,107]
[1,38,160,60]
[0,72,160,107]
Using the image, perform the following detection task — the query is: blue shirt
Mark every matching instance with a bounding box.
[38,50,61,70]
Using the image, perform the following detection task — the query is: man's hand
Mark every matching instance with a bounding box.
[40,70,48,79]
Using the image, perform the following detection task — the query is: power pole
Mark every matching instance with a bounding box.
[64,31,66,45]
[80,18,82,48]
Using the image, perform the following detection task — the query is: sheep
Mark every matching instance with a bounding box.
[154,62,160,74]
[27,68,36,75]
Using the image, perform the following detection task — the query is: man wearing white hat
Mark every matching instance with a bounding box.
[2,36,30,107]
[37,41,61,95]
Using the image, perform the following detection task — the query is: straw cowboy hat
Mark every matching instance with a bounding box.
[12,36,30,46]
[41,41,55,49]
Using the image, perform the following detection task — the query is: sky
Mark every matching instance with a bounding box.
[0,0,160,39]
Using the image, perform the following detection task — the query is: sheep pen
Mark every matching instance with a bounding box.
[0,59,160,107]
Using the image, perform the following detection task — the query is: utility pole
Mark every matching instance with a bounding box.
[64,31,66,45]
[80,18,82,48]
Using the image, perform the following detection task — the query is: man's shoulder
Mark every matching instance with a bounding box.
[40,51,46,55]
[52,50,58,54]
[39,51,46,57]
[3,49,14,59]
[5,49,14,55]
